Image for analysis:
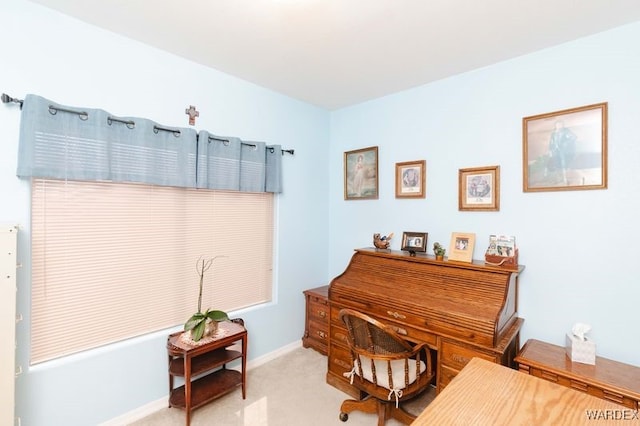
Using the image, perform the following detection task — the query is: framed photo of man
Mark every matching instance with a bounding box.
[523,102,608,192]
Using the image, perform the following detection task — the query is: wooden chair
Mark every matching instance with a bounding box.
[338,308,435,425]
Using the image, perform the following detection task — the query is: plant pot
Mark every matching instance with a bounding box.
[436,255,444,261]
[204,319,218,337]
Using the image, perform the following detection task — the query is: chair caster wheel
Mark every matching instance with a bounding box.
[339,412,348,422]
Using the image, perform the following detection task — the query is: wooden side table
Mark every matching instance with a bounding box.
[302,285,330,355]
[167,319,247,425]
[515,339,640,409]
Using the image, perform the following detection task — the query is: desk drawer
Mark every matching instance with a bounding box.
[330,324,349,348]
[329,342,354,378]
[308,299,329,323]
[440,340,497,371]
[307,319,328,345]
[526,367,639,410]
[439,364,458,390]
[383,319,437,348]
[331,304,344,326]
[331,305,436,348]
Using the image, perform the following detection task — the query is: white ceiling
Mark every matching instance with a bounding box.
[27,0,640,110]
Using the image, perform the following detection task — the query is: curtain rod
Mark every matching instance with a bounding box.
[208,135,294,156]
[1,93,23,108]
[2,93,294,155]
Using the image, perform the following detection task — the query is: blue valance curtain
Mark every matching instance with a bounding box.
[17,94,283,193]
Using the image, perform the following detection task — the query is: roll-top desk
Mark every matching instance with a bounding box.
[327,248,525,398]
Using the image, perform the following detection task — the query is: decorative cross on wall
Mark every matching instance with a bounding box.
[185,105,199,126]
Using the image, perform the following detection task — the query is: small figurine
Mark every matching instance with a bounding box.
[373,232,394,250]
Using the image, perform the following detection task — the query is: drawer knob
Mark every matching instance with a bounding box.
[334,358,351,369]
[387,310,406,320]
[451,354,469,365]
[393,326,408,335]
[317,310,326,318]
[336,332,347,342]
[603,390,624,404]
[570,380,588,392]
[317,331,326,339]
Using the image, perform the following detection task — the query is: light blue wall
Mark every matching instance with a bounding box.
[4,0,640,424]
[329,22,640,366]
[2,1,329,425]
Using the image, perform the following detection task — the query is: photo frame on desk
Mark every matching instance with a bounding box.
[523,102,608,192]
[448,232,476,263]
[401,231,428,254]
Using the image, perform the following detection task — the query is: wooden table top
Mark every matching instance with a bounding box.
[412,358,638,425]
[167,320,246,353]
[515,339,640,399]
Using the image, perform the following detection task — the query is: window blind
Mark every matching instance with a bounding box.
[31,178,273,364]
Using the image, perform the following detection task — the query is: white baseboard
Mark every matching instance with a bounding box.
[245,340,301,369]
[99,340,302,425]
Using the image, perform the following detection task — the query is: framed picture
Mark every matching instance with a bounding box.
[448,232,476,263]
[344,146,379,200]
[458,165,500,211]
[395,160,426,198]
[401,232,428,253]
[523,102,608,192]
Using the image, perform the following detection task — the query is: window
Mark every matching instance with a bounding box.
[30,178,274,364]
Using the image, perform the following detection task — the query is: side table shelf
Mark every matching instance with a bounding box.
[168,369,242,408]
[167,319,248,426]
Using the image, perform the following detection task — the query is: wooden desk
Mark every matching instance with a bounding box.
[515,339,640,409]
[412,358,636,425]
[328,248,524,398]
[167,320,247,426]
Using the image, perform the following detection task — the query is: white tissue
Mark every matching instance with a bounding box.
[571,323,591,342]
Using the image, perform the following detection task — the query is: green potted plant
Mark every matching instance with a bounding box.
[184,255,229,342]
[433,242,446,260]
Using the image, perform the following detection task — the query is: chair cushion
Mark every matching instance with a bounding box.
[354,356,426,390]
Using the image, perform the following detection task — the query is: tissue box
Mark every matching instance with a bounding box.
[565,333,596,365]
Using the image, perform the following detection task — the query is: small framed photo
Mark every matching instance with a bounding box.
[448,232,476,263]
[395,160,426,198]
[401,232,428,253]
[458,165,500,211]
[523,102,608,192]
[344,146,379,200]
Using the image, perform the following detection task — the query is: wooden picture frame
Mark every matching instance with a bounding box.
[401,231,428,253]
[448,232,476,263]
[523,102,608,192]
[344,146,379,200]
[458,165,500,211]
[395,160,426,198]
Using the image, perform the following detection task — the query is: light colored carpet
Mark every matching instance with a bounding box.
[129,346,435,426]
